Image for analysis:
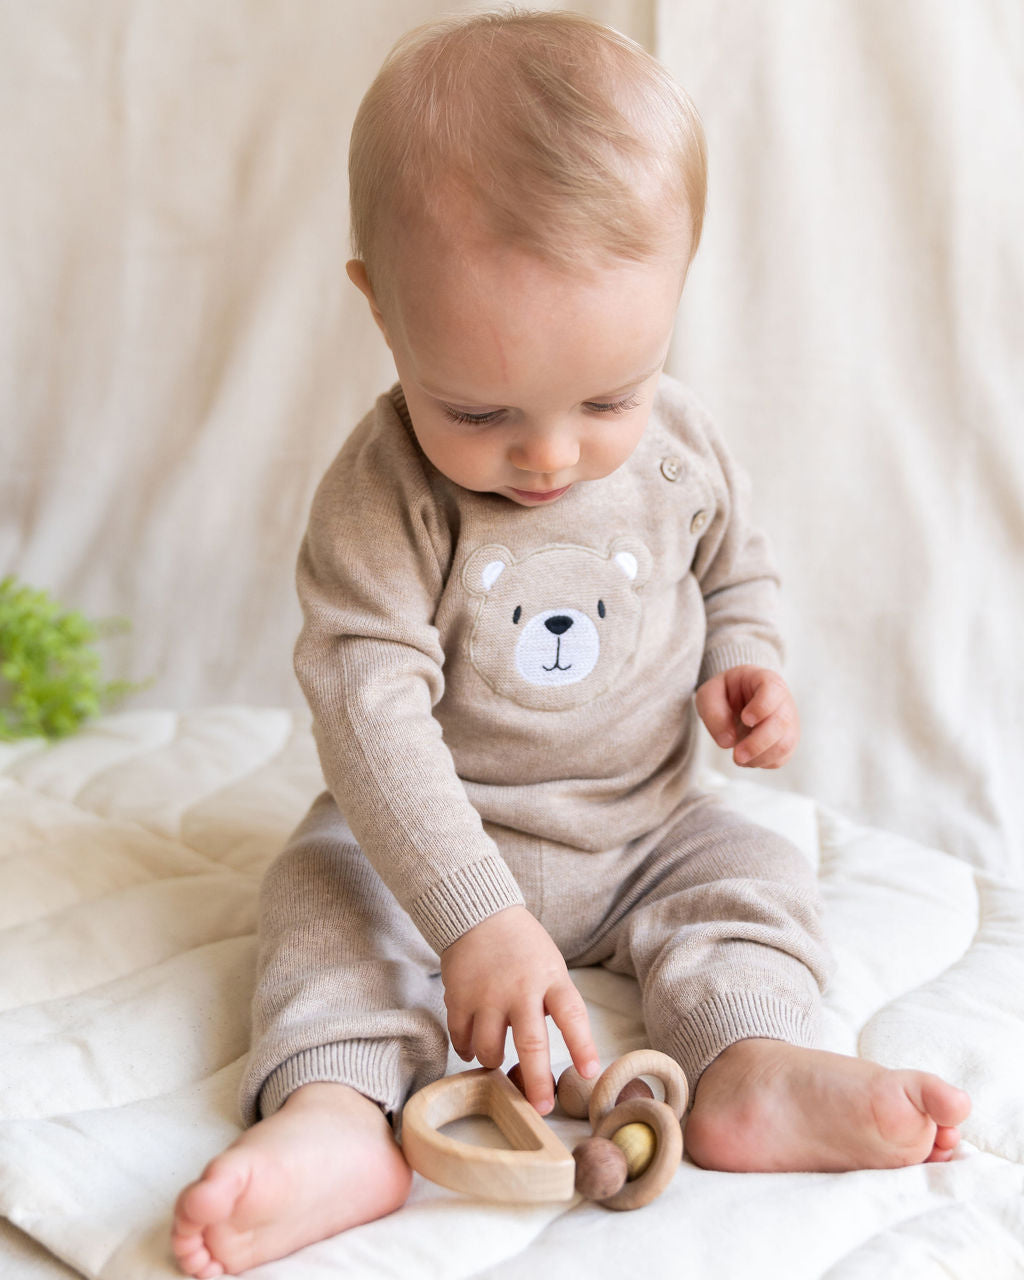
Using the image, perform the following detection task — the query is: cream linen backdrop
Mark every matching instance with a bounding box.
[2,0,1021,882]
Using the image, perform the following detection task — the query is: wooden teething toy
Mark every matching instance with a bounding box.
[401,1067,576,1202]
[578,1049,687,1210]
[589,1095,683,1209]
[586,1048,688,1127]
[400,1048,687,1212]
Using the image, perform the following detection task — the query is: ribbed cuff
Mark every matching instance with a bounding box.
[258,1038,408,1120]
[409,856,525,953]
[698,641,782,686]
[667,992,819,1100]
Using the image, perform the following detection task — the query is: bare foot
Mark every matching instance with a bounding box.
[171,1082,412,1277]
[685,1039,971,1174]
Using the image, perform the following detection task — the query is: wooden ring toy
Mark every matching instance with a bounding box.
[592,1097,683,1210]
[588,1048,688,1128]
[401,1067,576,1203]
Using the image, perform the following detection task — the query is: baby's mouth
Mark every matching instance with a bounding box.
[509,485,572,503]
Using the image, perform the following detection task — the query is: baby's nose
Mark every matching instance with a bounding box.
[510,428,580,474]
[545,616,573,635]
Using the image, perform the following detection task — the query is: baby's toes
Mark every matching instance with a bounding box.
[915,1075,972,1129]
[170,1229,223,1279]
[171,1162,248,1276]
[924,1125,963,1163]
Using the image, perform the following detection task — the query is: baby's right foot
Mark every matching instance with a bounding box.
[171,1082,412,1277]
[685,1039,971,1174]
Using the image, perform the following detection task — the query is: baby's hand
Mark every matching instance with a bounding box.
[440,905,600,1114]
[696,665,800,769]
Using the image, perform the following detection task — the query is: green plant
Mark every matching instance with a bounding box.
[0,575,138,741]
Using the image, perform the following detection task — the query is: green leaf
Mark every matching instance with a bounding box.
[0,576,145,741]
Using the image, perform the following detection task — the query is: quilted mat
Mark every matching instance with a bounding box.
[2,709,1023,1278]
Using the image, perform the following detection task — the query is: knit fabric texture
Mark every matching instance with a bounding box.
[294,374,783,955]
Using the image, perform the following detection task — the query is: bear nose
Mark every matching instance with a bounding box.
[545,616,573,635]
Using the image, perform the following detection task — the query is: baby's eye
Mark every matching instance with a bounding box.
[442,405,504,426]
[584,393,642,416]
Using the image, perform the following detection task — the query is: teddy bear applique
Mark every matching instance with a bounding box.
[461,539,652,711]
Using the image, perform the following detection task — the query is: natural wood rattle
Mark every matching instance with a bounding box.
[588,1094,683,1209]
[584,1048,688,1128]
[400,1048,687,1212]
[573,1049,687,1211]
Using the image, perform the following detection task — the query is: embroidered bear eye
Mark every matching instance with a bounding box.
[597,600,606,618]
[512,605,522,624]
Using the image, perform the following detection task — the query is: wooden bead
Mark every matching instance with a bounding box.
[556,1065,596,1119]
[572,1136,628,1201]
[506,1062,555,1100]
[611,1121,657,1180]
[615,1077,655,1107]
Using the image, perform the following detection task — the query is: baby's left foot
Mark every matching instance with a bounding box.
[685,1039,971,1173]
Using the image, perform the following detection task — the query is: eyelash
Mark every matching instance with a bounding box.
[442,393,642,426]
[587,393,642,416]
[443,407,503,425]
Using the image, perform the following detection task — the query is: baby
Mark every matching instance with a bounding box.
[172,10,971,1276]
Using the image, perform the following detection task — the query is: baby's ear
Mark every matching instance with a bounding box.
[346,260,391,347]
[463,545,516,596]
[608,537,652,589]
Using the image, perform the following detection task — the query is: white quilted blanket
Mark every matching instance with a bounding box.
[3,709,1023,1279]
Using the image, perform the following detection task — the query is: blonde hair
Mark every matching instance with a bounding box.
[349,7,707,300]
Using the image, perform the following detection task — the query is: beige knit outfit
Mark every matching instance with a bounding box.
[240,375,832,1124]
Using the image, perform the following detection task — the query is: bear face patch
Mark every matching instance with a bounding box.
[462,539,651,711]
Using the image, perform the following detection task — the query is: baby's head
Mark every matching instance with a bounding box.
[347,8,708,506]
[350,7,706,306]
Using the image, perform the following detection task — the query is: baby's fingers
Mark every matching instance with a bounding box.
[733,715,796,768]
[510,1007,556,1114]
[447,1008,475,1063]
[471,1008,510,1070]
[738,670,787,728]
[695,676,738,747]
[546,981,600,1083]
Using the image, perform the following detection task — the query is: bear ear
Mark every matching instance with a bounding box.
[614,551,639,581]
[463,544,516,596]
[608,537,652,588]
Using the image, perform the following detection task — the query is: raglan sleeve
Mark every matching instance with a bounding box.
[294,403,524,955]
[688,406,786,684]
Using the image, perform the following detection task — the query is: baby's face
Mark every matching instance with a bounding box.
[355,225,686,506]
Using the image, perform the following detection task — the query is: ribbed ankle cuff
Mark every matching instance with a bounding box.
[667,992,820,1099]
[258,1038,409,1120]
